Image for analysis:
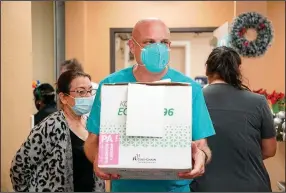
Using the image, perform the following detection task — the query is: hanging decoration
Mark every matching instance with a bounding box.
[273,111,285,142]
[32,80,41,89]
[229,12,274,57]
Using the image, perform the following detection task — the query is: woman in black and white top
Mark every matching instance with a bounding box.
[10,70,105,192]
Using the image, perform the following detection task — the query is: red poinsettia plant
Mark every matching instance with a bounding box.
[253,88,268,97]
[253,88,285,113]
[267,91,285,105]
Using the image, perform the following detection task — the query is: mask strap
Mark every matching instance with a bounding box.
[132,37,143,49]
[130,38,143,67]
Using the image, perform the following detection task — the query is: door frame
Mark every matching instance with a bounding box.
[110,27,217,74]
[53,1,65,107]
[53,1,66,81]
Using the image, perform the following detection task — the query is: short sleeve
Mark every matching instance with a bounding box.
[87,82,104,135]
[192,86,216,140]
[259,96,276,139]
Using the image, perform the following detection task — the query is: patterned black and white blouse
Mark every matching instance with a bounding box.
[10,111,105,192]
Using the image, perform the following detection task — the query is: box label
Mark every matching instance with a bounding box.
[98,134,120,165]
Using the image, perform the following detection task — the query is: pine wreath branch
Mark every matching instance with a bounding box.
[229,12,274,58]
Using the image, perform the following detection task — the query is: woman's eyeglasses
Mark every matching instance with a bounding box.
[70,89,97,97]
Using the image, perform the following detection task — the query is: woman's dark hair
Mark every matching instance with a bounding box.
[206,46,250,91]
[33,83,56,105]
[57,70,91,95]
[60,58,84,72]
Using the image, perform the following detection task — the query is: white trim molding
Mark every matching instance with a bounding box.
[170,40,191,77]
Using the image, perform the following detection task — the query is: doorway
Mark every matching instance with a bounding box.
[110,27,217,78]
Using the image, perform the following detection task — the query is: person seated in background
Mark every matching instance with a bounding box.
[33,83,57,126]
[10,70,105,192]
[190,46,276,192]
[60,58,98,91]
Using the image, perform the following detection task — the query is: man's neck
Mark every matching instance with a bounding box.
[133,65,168,82]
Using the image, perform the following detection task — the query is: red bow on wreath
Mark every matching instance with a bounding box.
[259,23,265,30]
[238,27,247,37]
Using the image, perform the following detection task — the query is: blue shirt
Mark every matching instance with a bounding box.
[87,66,215,192]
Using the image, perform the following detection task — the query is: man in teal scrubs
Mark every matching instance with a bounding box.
[84,18,215,192]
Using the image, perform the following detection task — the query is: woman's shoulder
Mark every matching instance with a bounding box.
[34,111,68,135]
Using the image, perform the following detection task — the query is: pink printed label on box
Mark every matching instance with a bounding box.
[98,134,119,165]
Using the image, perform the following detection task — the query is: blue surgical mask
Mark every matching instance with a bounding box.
[69,96,94,116]
[133,38,170,73]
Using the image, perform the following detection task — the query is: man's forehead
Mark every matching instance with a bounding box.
[132,19,170,39]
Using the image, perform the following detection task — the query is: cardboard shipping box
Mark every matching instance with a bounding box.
[98,82,192,179]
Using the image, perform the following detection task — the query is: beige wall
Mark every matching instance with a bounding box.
[65,1,284,93]
[65,1,234,83]
[1,2,34,191]
[235,1,285,92]
[32,1,55,87]
[65,1,86,65]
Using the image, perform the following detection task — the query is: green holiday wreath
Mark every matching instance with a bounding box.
[230,12,274,57]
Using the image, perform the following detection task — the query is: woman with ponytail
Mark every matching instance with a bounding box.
[191,46,276,192]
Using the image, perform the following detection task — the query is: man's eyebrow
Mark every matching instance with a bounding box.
[161,39,170,42]
[143,38,170,42]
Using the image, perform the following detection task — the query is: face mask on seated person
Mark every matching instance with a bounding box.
[132,38,170,73]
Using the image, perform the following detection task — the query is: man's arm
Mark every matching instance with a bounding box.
[84,133,99,163]
[84,81,103,163]
[84,81,119,181]
[194,139,212,164]
[192,84,215,164]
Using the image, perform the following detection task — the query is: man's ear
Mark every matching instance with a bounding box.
[128,39,135,54]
